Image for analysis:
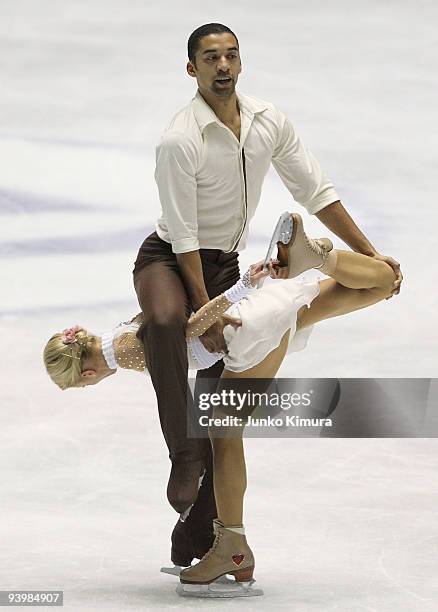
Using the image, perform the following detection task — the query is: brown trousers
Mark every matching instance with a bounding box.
[132,231,240,563]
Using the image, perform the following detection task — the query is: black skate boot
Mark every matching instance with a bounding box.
[171,517,215,567]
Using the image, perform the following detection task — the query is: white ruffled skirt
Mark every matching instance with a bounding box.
[222,276,321,373]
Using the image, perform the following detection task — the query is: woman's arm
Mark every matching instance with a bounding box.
[185,262,269,340]
[185,294,234,340]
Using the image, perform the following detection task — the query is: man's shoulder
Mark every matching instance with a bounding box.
[163,99,200,137]
[157,99,201,153]
[155,101,201,165]
[239,91,284,117]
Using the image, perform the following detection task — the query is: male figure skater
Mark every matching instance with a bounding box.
[132,23,403,567]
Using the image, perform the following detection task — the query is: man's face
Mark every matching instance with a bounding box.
[187,32,242,98]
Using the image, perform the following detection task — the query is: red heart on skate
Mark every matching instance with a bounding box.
[232,554,245,566]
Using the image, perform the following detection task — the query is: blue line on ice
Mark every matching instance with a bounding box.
[0,227,153,257]
[0,299,136,319]
[0,132,150,156]
[0,188,123,215]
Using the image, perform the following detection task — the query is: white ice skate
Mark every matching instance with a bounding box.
[258,211,293,288]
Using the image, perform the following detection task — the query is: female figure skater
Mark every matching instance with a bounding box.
[43,213,397,589]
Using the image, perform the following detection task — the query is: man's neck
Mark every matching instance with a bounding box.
[198,88,240,127]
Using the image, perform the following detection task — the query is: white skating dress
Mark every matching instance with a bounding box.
[100,276,321,374]
[222,276,320,372]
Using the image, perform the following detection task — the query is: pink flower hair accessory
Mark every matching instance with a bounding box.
[61,325,84,345]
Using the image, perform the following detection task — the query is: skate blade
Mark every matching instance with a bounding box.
[176,579,264,598]
[258,212,293,288]
[160,565,183,576]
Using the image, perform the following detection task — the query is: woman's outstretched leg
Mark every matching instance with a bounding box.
[297,249,397,330]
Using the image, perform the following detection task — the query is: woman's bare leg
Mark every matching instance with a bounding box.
[210,330,291,526]
[297,249,397,330]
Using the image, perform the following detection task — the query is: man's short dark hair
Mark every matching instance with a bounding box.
[187,23,239,65]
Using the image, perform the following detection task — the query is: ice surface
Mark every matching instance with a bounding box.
[1,1,438,610]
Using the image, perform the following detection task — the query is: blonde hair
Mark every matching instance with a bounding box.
[43,328,96,390]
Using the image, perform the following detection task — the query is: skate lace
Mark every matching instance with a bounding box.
[198,530,223,563]
[305,235,327,259]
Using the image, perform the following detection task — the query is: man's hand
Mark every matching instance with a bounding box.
[199,315,242,354]
[314,200,402,299]
[371,253,403,299]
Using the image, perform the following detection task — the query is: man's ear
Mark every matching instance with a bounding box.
[186,61,196,78]
[81,369,97,378]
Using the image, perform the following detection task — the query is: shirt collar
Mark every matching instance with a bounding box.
[192,89,268,133]
[101,330,118,370]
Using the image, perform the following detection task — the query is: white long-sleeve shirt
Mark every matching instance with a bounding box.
[154,90,339,254]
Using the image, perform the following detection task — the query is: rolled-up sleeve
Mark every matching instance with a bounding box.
[271,109,339,215]
[154,131,199,253]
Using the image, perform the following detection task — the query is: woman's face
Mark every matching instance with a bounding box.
[76,368,116,388]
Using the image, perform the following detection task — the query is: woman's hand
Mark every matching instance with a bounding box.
[266,258,288,280]
[248,260,273,286]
